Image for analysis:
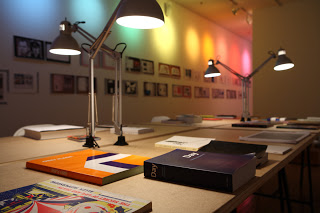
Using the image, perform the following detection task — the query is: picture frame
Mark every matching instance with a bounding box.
[126,56,141,73]
[101,52,116,70]
[144,82,156,97]
[10,71,38,94]
[170,65,181,78]
[51,74,75,94]
[123,80,138,95]
[226,89,237,99]
[80,49,100,67]
[194,87,210,98]
[212,88,225,99]
[182,86,192,98]
[184,69,192,80]
[158,63,170,76]
[45,42,70,63]
[105,79,115,95]
[14,35,44,60]
[76,76,97,94]
[0,70,9,104]
[141,59,154,75]
[157,83,168,97]
[172,85,183,97]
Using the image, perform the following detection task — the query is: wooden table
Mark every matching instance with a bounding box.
[0,126,316,212]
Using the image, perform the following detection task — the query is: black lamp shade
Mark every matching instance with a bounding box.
[204,59,221,78]
[274,49,294,71]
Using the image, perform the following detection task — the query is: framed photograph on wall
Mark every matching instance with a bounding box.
[172,85,183,97]
[141,59,154,75]
[51,74,74,94]
[14,35,44,60]
[184,69,192,80]
[101,52,116,70]
[76,76,97,94]
[45,42,70,63]
[158,63,170,76]
[123,80,138,95]
[182,86,192,98]
[0,70,9,104]
[212,88,225,99]
[105,79,115,95]
[10,71,38,93]
[126,56,141,73]
[157,83,168,97]
[170,65,181,78]
[80,49,100,67]
[144,82,156,97]
[226,89,237,99]
[194,87,210,98]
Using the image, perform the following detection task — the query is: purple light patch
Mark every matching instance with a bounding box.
[101,161,139,169]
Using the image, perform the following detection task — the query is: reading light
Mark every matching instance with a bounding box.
[50,0,164,148]
[205,48,294,122]
[274,48,294,71]
[204,59,221,78]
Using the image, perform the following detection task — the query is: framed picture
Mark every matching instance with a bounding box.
[141,59,154,75]
[226,89,237,99]
[51,74,75,94]
[158,63,170,76]
[238,90,243,99]
[101,52,116,70]
[194,87,210,98]
[80,49,100,67]
[212,88,225,99]
[144,82,156,97]
[14,35,44,60]
[126,56,141,73]
[10,71,38,93]
[172,85,183,97]
[182,86,192,98]
[170,65,181,78]
[76,76,97,94]
[0,70,9,104]
[123,80,138,95]
[193,71,201,82]
[45,42,70,63]
[157,83,168,97]
[184,69,192,80]
[105,79,115,95]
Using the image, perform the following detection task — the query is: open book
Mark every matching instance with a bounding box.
[155,136,214,151]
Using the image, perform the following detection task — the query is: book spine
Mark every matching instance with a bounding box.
[144,161,232,192]
[26,162,103,185]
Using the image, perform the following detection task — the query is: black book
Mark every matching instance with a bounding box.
[232,122,274,128]
[199,140,268,167]
[144,149,256,192]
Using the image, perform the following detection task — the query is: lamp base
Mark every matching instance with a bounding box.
[83,135,100,148]
[240,117,251,122]
[114,135,128,146]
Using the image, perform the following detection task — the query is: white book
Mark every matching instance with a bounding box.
[155,135,214,151]
[24,125,85,140]
[110,127,154,135]
[239,131,311,144]
[24,124,84,132]
[266,145,292,154]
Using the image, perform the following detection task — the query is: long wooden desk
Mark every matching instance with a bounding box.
[0,127,316,212]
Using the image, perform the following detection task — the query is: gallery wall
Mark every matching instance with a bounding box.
[0,0,252,137]
[252,0,320,118]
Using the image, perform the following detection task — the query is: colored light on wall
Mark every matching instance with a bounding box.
[230,43,241,72]
[242,48,252,76]
[202,33,215,63]
[185,27,200,63]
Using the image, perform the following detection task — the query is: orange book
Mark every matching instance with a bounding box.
[26,149,150,185]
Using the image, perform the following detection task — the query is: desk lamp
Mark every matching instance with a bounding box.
[49,0,164,147]
[205,48,294,121]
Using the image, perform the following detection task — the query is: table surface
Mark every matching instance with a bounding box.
[0,121,316,213]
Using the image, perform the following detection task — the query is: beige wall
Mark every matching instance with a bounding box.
[0,0,251,137]
[252,0,320,118]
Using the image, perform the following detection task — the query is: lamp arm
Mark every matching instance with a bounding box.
[216,60,245,80]
[246,52,276,79]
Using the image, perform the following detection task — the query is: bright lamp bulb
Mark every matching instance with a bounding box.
[116,16,164,29]
[49,49,81,55]
[274,63,294,71]
[205,73,221,78]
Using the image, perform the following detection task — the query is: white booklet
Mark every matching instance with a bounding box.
[24,124,84,132]
[239,131,311,144]
[155,135,214,151]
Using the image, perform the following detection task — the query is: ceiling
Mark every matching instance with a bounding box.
[172,0,296,41]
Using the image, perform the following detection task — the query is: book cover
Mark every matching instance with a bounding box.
[26,149,150,185]
[144,149,256,192]
[155,136,214,151]
[276,124,320,130]
[199,140,268,167]
[24,125,86,140]
[239,131,311,144]
[0,179,151,213]
[110,127,154,135]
